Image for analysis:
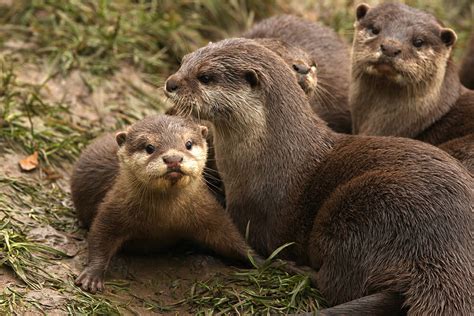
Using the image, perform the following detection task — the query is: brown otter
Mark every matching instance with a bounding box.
[460,34,474,89]
[350,3,474,172]
[243,15,352,133]
[71,115,257,293]
[166,38,316,206]
[164,38,473,315]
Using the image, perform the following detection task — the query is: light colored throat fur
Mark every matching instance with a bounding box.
[351,71,449,138]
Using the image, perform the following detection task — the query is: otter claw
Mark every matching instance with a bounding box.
[75,268,105,293]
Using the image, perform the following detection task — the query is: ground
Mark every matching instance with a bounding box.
[0,0,471,315]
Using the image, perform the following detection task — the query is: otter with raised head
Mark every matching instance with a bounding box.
[165,39,473,315]
[460,34,474,89]
[350,3,474,172]
[243,15,352,133]
[71,115,257,293]
[166,37,317,206]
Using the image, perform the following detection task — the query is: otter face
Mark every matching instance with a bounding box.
[163,40,267,124]
[352,3,456,85]
[255,38,318,96]
[116,115,208,191]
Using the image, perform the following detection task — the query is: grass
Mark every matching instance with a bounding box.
[0,0,471,314]
[184,261,324,314]
[0,0,278,76]
[0,59,96,165]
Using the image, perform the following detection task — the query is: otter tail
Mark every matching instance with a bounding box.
[316,292,404,316]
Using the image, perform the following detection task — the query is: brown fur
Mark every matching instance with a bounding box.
[460,34,474,89]
[165,38,473,315]
[243,15,352,133]
[71,115,255,293]
[350,3,474,172]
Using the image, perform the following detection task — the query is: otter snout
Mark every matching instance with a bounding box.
[163,154,183,169]
[165,76,179,94]
[380,42,402,58]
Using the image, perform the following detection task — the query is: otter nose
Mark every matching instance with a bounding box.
[380,44,401,58]
[165,77,179,93]
[163,155,183,168]
[292,64,310,75]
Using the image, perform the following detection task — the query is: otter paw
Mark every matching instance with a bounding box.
[75,268,105,293]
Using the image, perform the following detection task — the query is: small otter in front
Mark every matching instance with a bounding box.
[350,3,474,172]
[165,38,473,315]
[244,15,352,133]
[71,115,257,293]
[460,34,474,89]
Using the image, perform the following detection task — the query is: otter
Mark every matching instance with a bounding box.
[164,39,473,315]
[350,3,474,172]
[243,15,352,133]
[71,115,257,293]
[166,38,316,206]
[460,34,474,89]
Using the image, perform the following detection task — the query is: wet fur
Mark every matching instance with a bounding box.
[166,38,473,315]
[350,3,474,172]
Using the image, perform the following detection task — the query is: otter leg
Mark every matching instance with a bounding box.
[192,206,263,265]
[75,204,128,293]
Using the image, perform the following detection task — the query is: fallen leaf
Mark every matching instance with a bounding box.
[43,167,63,181]
[19,151,39,171]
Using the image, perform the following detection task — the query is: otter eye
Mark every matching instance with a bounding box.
[413,38,424,48]
[198,74,212,84]
[185,140,193,150]
[368,25,380,35]
[145,144,155,154]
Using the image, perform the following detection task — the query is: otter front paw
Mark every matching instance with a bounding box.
[75,267,105,293]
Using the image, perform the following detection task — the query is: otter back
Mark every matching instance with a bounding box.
[165,38,473,315]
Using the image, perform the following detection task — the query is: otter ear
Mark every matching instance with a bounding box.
[199,125,208,138]
[440,28,457,47]
[116,131,127,147]
[356,3,370,21]
[244,69,259,88]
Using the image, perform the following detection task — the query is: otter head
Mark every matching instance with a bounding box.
[352,3,456,86]
[116,115,208,191]
[164,38,306,130]
[255,38,318,96]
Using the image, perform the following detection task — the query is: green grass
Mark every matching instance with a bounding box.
[0,60,96,165]
[0,0,278,76]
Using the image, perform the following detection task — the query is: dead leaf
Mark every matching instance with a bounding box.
[43,167,63,181]
[19,151,39,171]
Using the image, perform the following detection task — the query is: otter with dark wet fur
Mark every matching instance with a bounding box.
[71,115,257,293]
[165,38,473,315]
[350,3,474,172]
[244,15,352,133]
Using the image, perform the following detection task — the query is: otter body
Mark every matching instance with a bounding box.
[350,3,474,172]
[165,39,473,315]
[71,115,255,293]
[460,34,474,89]
[244,15,352,133]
